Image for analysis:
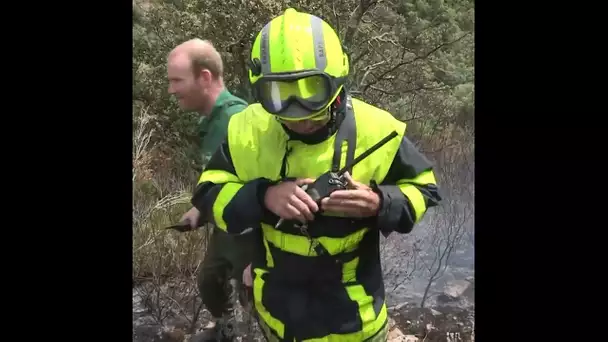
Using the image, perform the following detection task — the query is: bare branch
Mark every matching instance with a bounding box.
[359,60,386,85]
[343,0,379,53]
[372,32,399,47]
[332,0,341,39]
[368,84,449,96]
[362,32,472,92]
[351,46,371,66]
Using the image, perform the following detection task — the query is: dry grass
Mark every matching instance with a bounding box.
[133,107,214,333]
[133,106,206,280]
[132,190,209,279]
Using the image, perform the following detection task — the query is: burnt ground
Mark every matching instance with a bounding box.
[133,279,475,342]
[391,303,474,342]
[134,301,474,342]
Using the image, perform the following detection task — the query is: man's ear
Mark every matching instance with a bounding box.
[196,68,213,82]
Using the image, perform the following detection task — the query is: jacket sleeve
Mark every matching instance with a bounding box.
[373,133,442,235]
[191,139,275,234]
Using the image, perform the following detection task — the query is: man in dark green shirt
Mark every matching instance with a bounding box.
[167,38,252,342]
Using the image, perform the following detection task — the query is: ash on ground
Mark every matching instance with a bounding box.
[133,279,264,342]
[134,277,474,342]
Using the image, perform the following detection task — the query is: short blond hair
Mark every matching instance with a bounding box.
[170,38,224,79]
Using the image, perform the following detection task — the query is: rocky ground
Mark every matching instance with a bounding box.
[388,304,474,342]
[133,278,264,342]
[380,277,474,342]
[133,277,474,342]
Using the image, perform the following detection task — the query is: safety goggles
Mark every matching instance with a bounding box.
[253,70,346,120]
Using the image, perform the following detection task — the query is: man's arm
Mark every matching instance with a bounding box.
[191,139,274,234]
[373,134,442,235]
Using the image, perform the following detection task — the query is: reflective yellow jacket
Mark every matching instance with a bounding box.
[191,97,441,341]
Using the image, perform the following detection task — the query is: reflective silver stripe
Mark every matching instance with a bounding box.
[260,22,271,74]
[311,15,327,71]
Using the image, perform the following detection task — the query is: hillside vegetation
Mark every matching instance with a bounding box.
[133,0,474,341]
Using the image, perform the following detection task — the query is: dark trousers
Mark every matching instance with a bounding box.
[197,226,255,318]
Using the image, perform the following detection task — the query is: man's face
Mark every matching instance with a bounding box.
[167,53,206,111]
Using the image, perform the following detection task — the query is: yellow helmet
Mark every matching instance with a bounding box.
[248,8,349,121]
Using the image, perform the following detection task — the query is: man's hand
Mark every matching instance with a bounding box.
[320,172,381,218]
[264,178,318,223]
[180,206,201,229]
